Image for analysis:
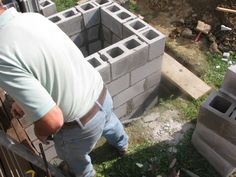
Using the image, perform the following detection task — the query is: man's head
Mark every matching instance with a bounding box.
[0,0,5,14]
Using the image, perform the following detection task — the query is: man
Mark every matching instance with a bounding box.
[0,2,128,177]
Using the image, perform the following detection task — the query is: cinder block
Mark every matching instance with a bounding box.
[91,0,113,7]
[114,103,128,119]
[101,25,112,44]
[131,55,162,84]
[101,3,136,38]
[75,2,100,28]
[85,53,111,83]
[132,85,157,109]
[220,65,236,100]
[113,79,145,108]
[100,35,148,79]
[70,30,86,48]
[39,0,57,17]
[107,73,130,96]
[48,8,84,36]
[198,91,236,144]
[3,0,20,11]
[79,46,89,57]
[88,25,100,42]
[89,40,102,55]
[144,71,161,90]
[137,27,166,60]
[112,33,121,44]
[123,18,149,38]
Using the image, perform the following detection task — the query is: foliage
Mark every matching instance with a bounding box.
[54,0,77,12]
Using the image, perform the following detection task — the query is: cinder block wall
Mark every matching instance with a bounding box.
[13,0,165,162]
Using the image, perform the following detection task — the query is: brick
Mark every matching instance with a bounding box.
[39,0,57,17]
[91,0,113,7]
[137,27,166,60]
[85,53,111,83]
[107,73,130,96]
[101,3,136,38]
[75,2,100,28]
[131,55,162,84]
[70,31,86,48]
[220,65,236,100]
[48,8,84,36]
[198,91,236,144]
[88,25,100,42]
[114,103,128,119]
[123,18,149,38]
[113,79,145,108]
[25,124,37,141]
[89,40,102,55]
[101,25,112,44]
[100,35,148,79]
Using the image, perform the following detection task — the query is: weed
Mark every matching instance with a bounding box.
[54,0,77,12]
[129,1,139,12]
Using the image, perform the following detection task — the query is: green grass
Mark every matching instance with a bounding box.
[53,0,77,12]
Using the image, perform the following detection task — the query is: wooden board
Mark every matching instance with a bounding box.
[162,53,212,99]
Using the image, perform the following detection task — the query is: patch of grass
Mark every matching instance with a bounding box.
[54,0,77,12]
[129,1,139,12]
[202,52,236,88]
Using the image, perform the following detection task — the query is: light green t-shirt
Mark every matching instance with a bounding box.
[0,8,103,122]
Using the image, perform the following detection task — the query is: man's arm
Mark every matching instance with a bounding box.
[34,105,64,143]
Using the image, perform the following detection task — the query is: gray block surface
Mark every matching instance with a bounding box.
[39,0,57,17]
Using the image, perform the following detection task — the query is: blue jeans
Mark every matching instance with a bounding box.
[53,91,129,177]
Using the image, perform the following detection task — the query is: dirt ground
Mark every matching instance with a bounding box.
[134,0,236,75]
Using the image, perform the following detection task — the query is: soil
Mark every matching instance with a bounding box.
[133,0,236,75]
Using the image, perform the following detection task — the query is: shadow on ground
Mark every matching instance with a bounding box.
[91,122,220,177]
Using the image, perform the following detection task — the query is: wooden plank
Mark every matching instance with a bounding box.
[162,53,212,99]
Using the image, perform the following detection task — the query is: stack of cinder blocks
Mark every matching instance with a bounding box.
[192,65,236,177]
[10,0,165,162]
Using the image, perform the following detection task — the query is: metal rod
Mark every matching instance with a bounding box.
[39,143,52,177]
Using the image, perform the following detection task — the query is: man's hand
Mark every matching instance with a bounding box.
[11,102,25,118]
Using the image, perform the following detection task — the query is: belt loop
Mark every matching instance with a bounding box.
[95,101,104,112]
[76,119,84,128]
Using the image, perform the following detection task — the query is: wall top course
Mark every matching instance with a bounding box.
[92,0,113,7]
[75,1,98,13]
[140,27,166,44]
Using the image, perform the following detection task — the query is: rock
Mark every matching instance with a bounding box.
[209,42,222,54]
[143,112,160,123]
[223,52,230,59]
[181,28,193,39]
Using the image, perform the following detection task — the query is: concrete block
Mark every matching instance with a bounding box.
[104,40,111,48]
[70,30,86,48]
[79,46,89,57]
[91,0,113,7]
[132,85,157,109]
[101,3,136,38]
[113,79,145,108]
[131,55,162,85]
[123,18,149,38]
[220,65,236,100]
[19,115,33,128]
[89,40,102,55]
[107,73,130,96]
[48,8,84,36]
[198,91,236,144]
[39,0,57,17]
[75,1,100,28]
[101,25,112,44]
[192,124,236,177]
[100,35,148,79]
[112,33,121,44]
[85,53,111,83]
[88,25,100,42]
[144,71,161,90]
[3,0,20,11]
[138,27,166,60]
[114,103,128,119]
